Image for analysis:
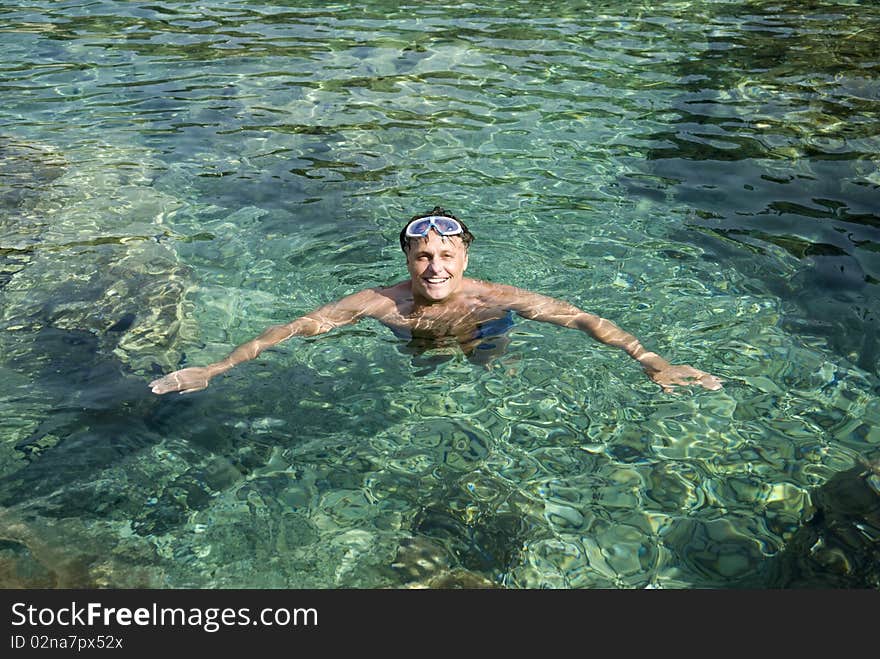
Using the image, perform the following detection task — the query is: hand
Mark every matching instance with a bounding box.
[149,367,214,395]
[649,364,723,394]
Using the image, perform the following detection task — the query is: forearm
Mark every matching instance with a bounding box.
[209,315,331,375]
[576,313,670,373]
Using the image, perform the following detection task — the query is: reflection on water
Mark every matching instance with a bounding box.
[0,0,878,588]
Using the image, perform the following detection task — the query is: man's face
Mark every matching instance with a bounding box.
[405,230,469,303]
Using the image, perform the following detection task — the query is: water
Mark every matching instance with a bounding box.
[0,0,878,588]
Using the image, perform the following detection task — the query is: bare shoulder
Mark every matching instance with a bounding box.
[466,278,535,305]
[377,280,411,293]
[352,281,409,316]
[372,280,411,302]
[307,284,400,321]
[465,278,582,321]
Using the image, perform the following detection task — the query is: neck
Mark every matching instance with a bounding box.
[409,279,466,307]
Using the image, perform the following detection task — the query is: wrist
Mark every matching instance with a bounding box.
[635,351,668,372]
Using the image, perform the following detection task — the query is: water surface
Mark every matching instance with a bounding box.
[0,0,878,588]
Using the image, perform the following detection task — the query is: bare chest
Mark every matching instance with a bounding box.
[379,301,505,340]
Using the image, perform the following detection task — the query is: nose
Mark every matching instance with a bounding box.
[425,257,443,273]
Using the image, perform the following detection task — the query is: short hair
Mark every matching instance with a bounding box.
[399,206,475,252]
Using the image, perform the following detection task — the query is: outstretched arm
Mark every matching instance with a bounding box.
[149,288,384,395]
[497,285,722,393]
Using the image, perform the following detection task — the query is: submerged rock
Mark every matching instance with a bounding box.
[761,460,880,588]
[403,568,501,589]
[391,535,501,589]
[0,507,164,588]
[0,136,66,214]
[0,136,198,375]
[0,137,201,577]
[0,137,67,291]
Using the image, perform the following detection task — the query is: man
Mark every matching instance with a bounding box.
[149,207,722,395]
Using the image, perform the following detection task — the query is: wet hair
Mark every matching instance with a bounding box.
[399,206,475,252]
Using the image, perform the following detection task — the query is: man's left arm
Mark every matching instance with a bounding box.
[500,285,722,393]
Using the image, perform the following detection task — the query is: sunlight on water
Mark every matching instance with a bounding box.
[0,0,878,588]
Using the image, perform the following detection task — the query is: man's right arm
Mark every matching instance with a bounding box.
[149,288,384,395]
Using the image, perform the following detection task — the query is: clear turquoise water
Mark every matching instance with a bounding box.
[0,0,878,588]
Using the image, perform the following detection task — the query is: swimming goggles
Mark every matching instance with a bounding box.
[404,215,463,238]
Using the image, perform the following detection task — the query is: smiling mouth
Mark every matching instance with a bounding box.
[423,277,449,284]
